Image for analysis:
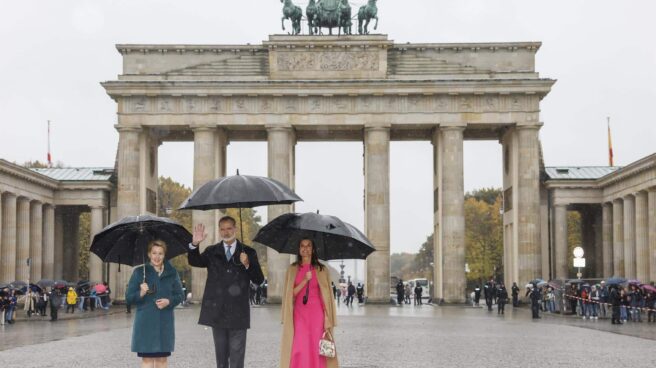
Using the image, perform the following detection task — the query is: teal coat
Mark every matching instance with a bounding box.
[126,260,183,353]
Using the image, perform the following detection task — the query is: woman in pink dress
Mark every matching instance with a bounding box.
[280,238,339,368]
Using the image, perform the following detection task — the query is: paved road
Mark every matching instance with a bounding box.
[1,304,655,367]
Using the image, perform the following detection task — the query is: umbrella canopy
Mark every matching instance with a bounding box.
[606,276,627,285]
[90,215,192,267]
[9,281,27,289]
[567,279,586,284]
[94,284,107,294]
[20,283,42,294]
[179,173,302,211]
[641,284,656,294]
[253,212,376,260]
[627,279,641,285]
[53,280,68,289]
[530,279,546,287]
[36,279,55,288]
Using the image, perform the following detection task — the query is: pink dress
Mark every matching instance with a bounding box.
[290,264,327,368]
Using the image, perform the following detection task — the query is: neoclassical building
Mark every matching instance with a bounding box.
[0,159,113,284]
[101,34,554,303]
[543,153,656,282]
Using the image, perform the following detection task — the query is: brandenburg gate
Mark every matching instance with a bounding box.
[102,35,554,303]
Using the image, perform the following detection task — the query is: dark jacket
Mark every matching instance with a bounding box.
[126,261,184,353]
[188,241,264,329]
[497,287,509,303]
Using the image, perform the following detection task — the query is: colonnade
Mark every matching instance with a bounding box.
[111,122,543,303]
[553,188,656,281]
[0,189,106,284]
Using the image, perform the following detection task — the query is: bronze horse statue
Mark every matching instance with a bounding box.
[338,0,352,35]
[358,0,378,35]
[281,0,302,35]
[306,0,319,35]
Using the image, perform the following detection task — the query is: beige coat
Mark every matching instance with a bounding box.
[280,263,339,368]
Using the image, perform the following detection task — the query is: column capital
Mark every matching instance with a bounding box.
[438,124,466,132]
[364,124,391,131]
[613,197,623,204]
[190,124,216,132]
[265,124,294,132]
[114,125,142,133]
[515,123,543,130]
[623,193,636,200]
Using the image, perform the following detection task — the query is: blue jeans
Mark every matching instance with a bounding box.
[589,303,598,317]
[548,300,555,312]
[5,306,15,322]
[620,306,628,320]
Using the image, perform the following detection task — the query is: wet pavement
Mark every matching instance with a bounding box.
[1,303,656,367]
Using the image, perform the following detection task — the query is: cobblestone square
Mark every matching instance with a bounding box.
[2,304,656,367]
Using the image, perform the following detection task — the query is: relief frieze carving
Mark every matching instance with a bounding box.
[123,94,529,115]
[276,51,379,72]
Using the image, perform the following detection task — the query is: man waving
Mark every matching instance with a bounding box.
[188,216,264,368]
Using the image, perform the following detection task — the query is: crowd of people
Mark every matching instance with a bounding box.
[330,281,364,307]
[0,281,113,324]
[472,277,656,324]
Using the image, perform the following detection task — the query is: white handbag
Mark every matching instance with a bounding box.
[319,330,336,358]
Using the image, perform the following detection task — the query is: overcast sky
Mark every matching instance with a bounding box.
[1,1,655,272]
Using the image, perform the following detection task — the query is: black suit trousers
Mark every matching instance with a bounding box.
[212,327,247,368]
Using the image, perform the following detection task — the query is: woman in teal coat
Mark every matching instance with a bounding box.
[126,240,184,368]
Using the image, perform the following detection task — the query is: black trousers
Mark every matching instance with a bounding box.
[611,306,621,323]
[50,306,58,321]
[498,302,505,314]
[486,298,493,311]
[212,328,246,368]
[531,303,540,318]
[512,295,518,307]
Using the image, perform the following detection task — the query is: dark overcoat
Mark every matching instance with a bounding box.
[188,240,264,329]
[126,260,184,353]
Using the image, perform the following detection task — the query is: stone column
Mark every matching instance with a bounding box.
[635,191,649,281]
[1,192,17,283]
[440,126,465,303]
[516,125,542,284]
[612,199,624,276]
[53,208,64,279]
[42,204,55,279]
[554,204,568,279]
[431,129,443,300]
[29,201,43,282]
[89,206,105,282]
[15,197,31,282]
[623,195,636,279]
[267,126,296,303]
[191,126,220,302]
[364,126,391,303]
[648,188,656,283]
[62,209,80,281]
[593,207,603,278]
[115,126,142,299]
[602,203,613,277]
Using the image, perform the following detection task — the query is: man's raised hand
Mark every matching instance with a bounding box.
[192,223,207,246]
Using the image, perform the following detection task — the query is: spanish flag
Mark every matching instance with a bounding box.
[607,117,614,167]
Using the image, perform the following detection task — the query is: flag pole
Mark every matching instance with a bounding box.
[607,116,614,167]
[47,120,52,168]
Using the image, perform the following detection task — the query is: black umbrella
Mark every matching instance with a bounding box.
[179,171,302,240]
[36,279,55,288]
[9,281,27,289]
[253,212,376,261]
[53,280,68,289]
[90,215,192,276]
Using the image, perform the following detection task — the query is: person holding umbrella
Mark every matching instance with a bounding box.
[280,238,338,368]
[188,216,264,368]
[126,239,184,368]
